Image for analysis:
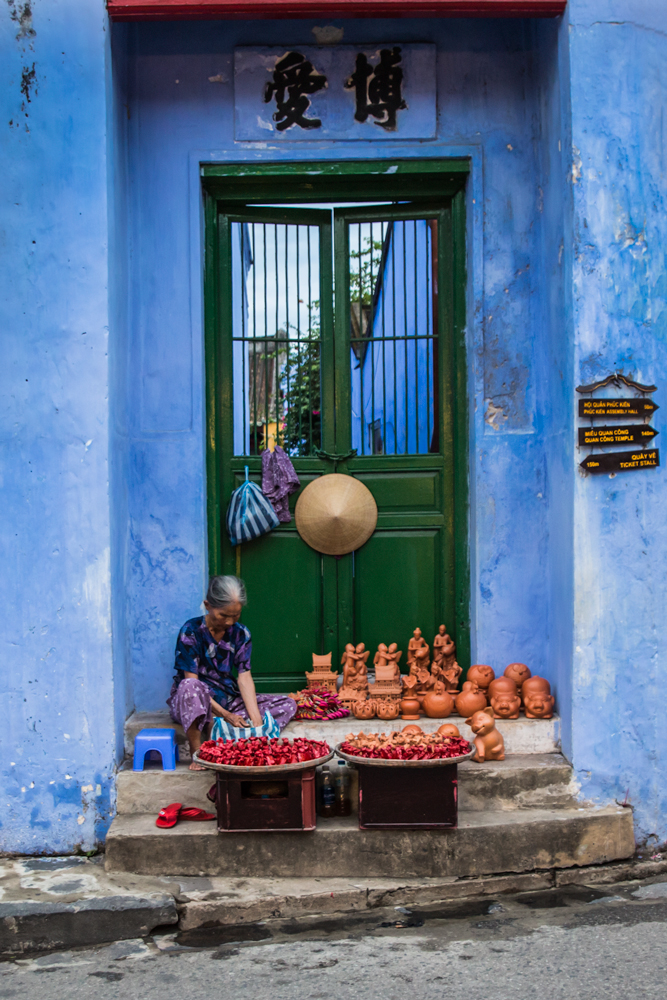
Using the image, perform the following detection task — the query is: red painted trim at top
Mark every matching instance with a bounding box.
[107,0,566,20]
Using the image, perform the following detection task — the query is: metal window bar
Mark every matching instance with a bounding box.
[232,220,323,458]
[349,217,436,457]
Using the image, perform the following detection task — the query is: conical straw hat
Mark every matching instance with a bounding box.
[295,474,378,556]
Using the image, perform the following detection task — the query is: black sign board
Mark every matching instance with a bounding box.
[579,398,659,418]
[580,449,660,474]
[578,425,658,447]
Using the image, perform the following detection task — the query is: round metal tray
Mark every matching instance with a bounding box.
[334,742,475,768]
[191,748,334,775]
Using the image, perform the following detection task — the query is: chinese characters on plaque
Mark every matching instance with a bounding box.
[234,45,436,141]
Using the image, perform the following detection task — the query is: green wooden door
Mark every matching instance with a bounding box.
[206,179,468,692]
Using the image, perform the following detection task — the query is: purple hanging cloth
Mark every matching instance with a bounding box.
[261,446,301,523]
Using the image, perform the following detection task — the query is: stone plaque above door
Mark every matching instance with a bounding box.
[234,45,436,141]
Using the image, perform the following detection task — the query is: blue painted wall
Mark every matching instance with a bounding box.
[3,0,667,851]
[0,0,117,851]
[567,0,667,842]
[119,16,561,716]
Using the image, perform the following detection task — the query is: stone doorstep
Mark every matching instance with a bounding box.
[117,753,577,816]
[3,853,665,958]
[104,805,634,879]
[125,710,561,757]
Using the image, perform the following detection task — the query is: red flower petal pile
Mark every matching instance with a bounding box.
[340,735,471,761]
[197,736,331,767]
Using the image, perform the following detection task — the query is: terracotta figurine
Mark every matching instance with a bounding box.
[442,660,463,694]
[522,677,555,719]
[504,662,531,688]
[407,628,430,674]
[373,643,389,668]
[467,664,495,691]
[488,676,518,701]
[352,699,376,720]
[455,680,487,717]
[385,642,403,681]
[489,684,521,719]
[422,681,454,719]
[376,699,400,721]
[437,722,461,739]
[432,625,457,672]
[400,675,421,720]
[466,706,505,762]
[305,651,339,692]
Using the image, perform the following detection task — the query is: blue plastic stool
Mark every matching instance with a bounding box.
[133,728,179,771]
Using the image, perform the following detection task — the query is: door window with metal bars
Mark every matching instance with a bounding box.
[230,206,440,459]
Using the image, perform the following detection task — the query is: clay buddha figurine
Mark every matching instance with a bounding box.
[407,628,430,675]
[442,660,463,694]
[433,625,457,672]
[466,706,505,762]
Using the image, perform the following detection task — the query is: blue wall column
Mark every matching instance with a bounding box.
[0,0,118,851]
[568,1,667,843]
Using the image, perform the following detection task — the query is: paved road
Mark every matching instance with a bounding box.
[3,880,667,999]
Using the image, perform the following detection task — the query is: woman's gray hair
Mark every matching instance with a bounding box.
[206,575,248,608]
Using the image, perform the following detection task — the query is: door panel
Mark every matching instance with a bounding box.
[353,530,441,665]
[335,205,453,662]
[206,185,467,691]
[240,529,323,692]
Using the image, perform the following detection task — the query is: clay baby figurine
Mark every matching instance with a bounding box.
[522,677,555,719]
[489,677,521,719]
[466,706,505,762]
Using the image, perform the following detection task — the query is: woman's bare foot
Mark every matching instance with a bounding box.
[186,719,208,768]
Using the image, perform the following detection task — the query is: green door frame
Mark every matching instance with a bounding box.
[202,158,471,675]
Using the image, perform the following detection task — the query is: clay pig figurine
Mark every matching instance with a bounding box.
[489,685,521,719]
[522,678,555,719]
[467,664,495,691]
[504,662,531,688]
[466,706,505,762]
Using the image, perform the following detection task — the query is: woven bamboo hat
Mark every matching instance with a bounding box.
[295,474,378,556]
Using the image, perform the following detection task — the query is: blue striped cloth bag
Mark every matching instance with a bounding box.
[226,467,279,546]
[211,710,281,742]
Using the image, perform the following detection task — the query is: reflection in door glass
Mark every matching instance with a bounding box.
[350,219,437,455]
[232,222,322,456]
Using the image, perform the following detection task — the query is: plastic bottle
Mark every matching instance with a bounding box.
[334,763,351,817]
[320,766,336,818]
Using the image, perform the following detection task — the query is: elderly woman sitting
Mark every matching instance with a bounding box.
[168,575,297,770]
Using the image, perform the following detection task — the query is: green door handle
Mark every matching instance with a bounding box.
[312,447,358,472]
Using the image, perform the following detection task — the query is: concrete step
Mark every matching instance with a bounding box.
[125,710,561,757]
[117,753,577,816]
[105,805,634,879]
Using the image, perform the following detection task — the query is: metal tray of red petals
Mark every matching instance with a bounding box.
[335,742,475,768]
[192,744,334,775]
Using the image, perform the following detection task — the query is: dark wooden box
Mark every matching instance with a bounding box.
[216,768,316,832]
[357,763,458,829]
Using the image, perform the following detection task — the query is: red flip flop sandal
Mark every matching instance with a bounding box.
[179,807,216,822]
[156,802,183,828]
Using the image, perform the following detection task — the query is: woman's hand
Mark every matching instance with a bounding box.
[210,697,248,729]
[224,711,250,728]
[237,671,264,728]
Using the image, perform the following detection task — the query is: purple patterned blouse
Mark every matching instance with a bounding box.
[174,616,252,708]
